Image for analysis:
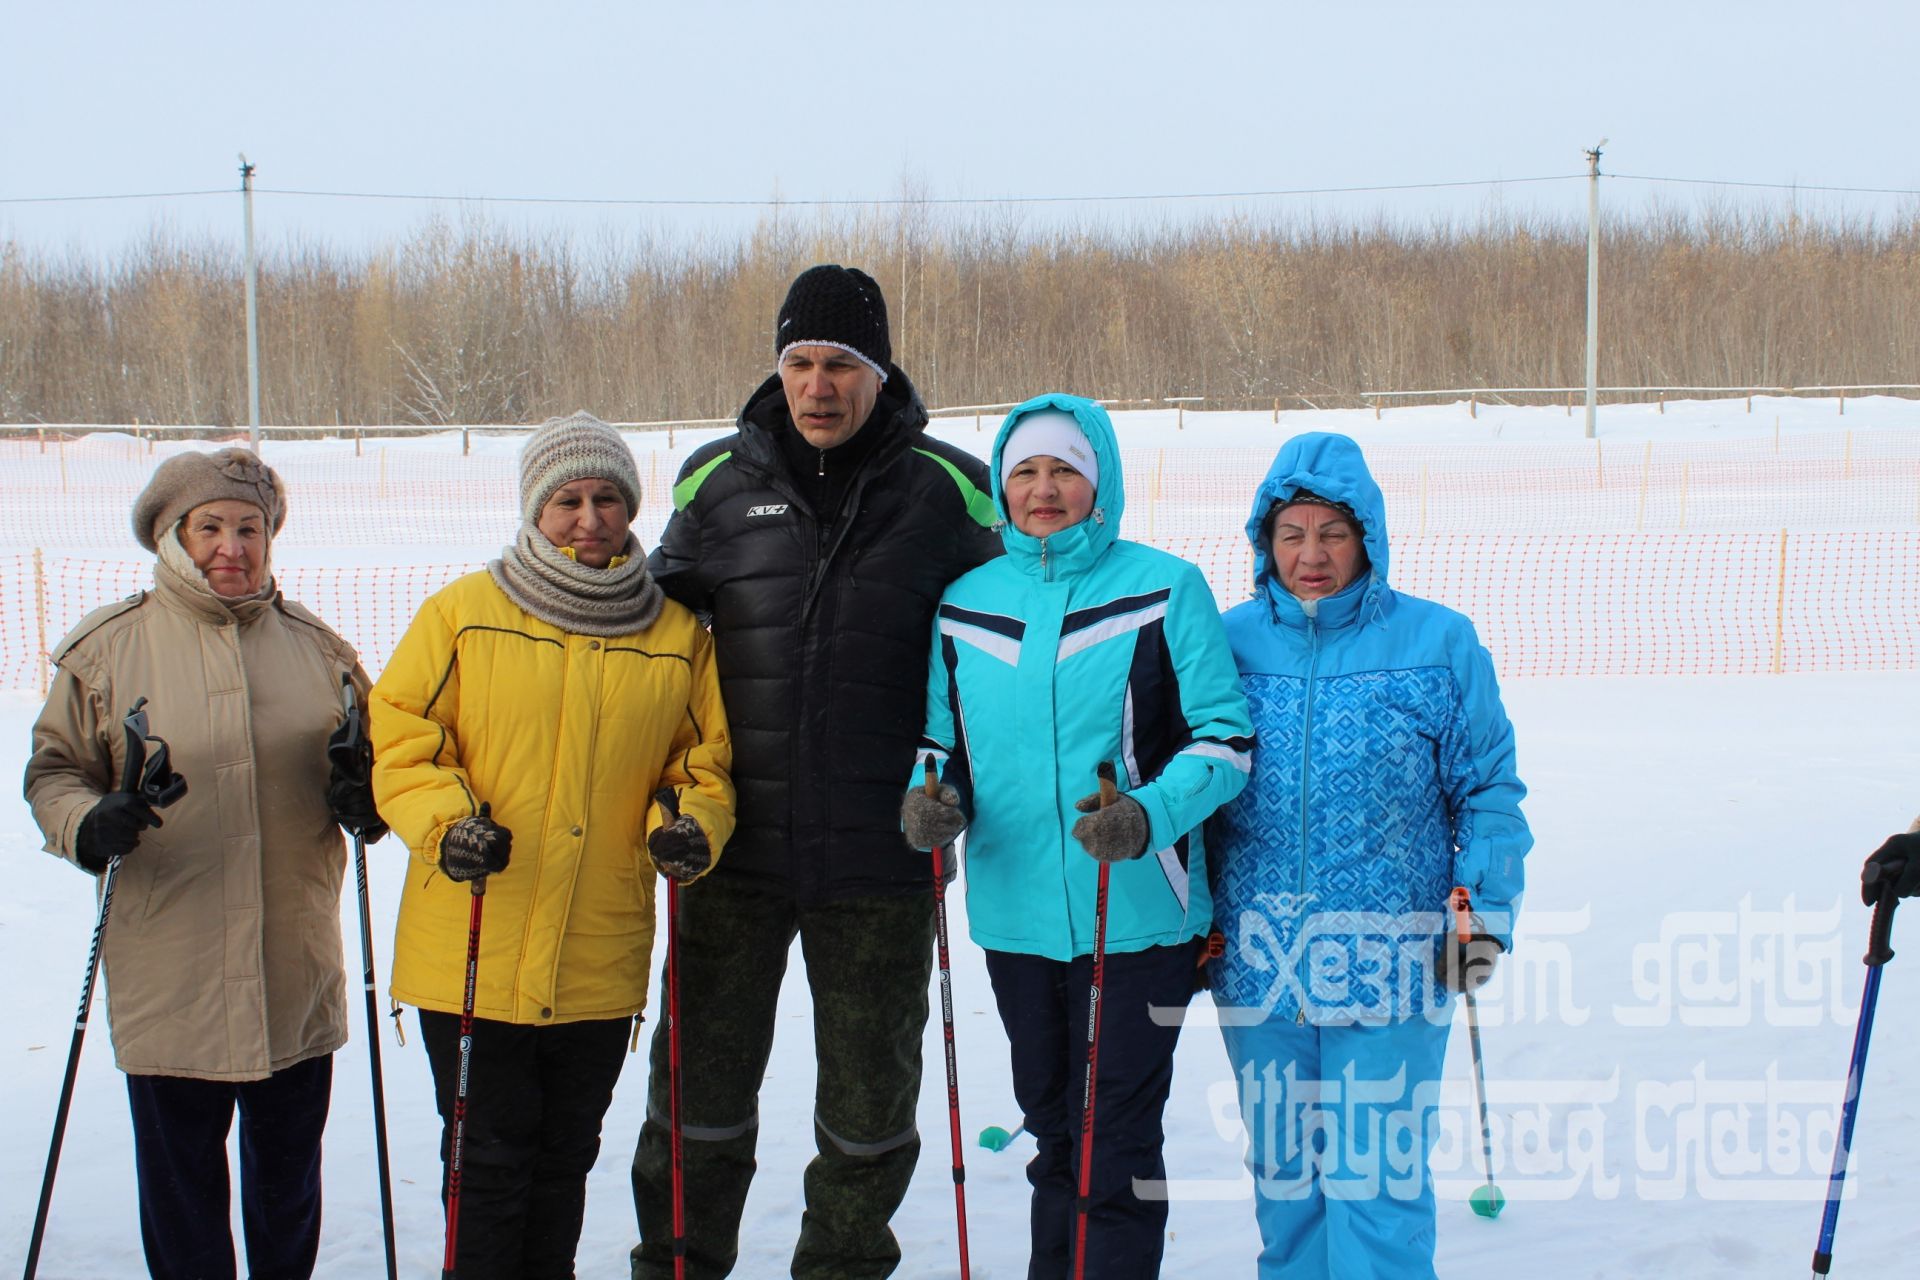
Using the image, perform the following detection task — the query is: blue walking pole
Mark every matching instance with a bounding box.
[1810,871,1899,1277]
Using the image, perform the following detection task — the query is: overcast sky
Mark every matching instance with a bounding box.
[5,0,1917,259]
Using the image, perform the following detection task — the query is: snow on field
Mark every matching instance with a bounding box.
[4,398,1919,1277]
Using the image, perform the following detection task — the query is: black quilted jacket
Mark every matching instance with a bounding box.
[647,368,1001,903]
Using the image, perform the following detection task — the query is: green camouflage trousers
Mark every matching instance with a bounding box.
[630,873,935,1280]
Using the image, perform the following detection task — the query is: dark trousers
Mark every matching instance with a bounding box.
[125,1053,332,1280]
[419,1012,631,1280]
[630,873,935,1280]
[985,943,1196,1280]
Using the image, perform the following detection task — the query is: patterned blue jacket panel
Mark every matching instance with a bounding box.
[1207,432,1531,1024]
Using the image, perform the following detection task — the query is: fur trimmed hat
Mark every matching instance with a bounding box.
[132,447,287,552]
[519,411,641,525]
[1273,487,1363,531]
[774,265,891,382]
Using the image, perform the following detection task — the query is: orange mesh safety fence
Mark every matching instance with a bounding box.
[5,430,1920,688]
[3,432,1919,547]
[7,532,1920,690]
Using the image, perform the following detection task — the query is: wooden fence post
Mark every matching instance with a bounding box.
[1469,394,1477,419]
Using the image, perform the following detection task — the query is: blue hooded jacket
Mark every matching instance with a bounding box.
[918,394,1254,961]
[1207,432,1531,1024]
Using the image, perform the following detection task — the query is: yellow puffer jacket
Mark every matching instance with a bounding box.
[371,570,733,1025]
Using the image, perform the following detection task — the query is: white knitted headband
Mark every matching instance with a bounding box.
[776,340,889,384]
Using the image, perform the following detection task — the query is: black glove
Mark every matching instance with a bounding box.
[326,771,388,841]
[326,714,372,786]
[76,791,163,873]
[649,813,711,882]
[440,804,511,883]
[1862,830,1920,904]
[902,783,968,851]
[1439,920,1504,993]
[1070,791,1149,862]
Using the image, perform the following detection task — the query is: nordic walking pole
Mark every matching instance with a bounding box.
[335,675,398,1280]
[1811,870,1900,1277]
[442,825,489,1280]
[1450,887,1505,1220]
[655,789,689,1280]
[923,755,972,1279]
[25,697,185,1280]
[23,858,123,1280]
[1072,761,1119,1280]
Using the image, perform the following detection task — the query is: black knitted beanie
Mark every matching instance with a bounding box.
[774,265,891,381]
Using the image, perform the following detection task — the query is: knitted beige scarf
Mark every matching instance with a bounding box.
[489,524,664,637]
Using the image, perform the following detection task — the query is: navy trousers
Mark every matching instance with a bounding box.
[125,1053,333,1280]
[985,942,1196,1280]
[419,1012,630,1280]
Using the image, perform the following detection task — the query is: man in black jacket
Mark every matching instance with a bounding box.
[631,265,1000,1279]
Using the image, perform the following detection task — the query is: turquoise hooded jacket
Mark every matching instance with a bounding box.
[1207,431,1531,1024]
[917,394,1254,961]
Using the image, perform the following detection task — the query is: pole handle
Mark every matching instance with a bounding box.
[923,754,940,799]
[1864,874,1898,967]
[1450,885,1474,944]
[1096,760,1118,808]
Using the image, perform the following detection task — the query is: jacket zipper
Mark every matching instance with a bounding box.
[1294,607,1321,1024]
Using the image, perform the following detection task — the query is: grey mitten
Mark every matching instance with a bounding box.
[902,783,968,851]
[441,803,512,882]
[1438,919,1503,993]
[1070,791,1149,862]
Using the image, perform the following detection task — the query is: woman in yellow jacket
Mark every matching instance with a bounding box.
[371,412,733,1280]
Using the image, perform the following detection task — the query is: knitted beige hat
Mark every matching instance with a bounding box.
[519,412,641,525]
[131,448,287,552]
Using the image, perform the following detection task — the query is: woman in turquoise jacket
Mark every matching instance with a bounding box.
[1207,431,1531,1280]
[903,393,1253,1279]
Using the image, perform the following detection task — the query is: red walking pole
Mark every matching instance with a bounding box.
[651,786,692,1280]
[924,756,973,1278]
[1072,762,1119,1280]
[668,873,687,1280]
[442,872,487,1280]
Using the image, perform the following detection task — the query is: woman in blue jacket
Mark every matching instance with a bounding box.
[1207,431,1531,1280]
[902,393,1253,1279]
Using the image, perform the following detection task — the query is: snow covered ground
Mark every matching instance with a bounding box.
[4,398,1920,1277]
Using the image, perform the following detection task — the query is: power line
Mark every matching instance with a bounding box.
[0,189,230,205]
[1608,172,1920,197]
[6,171,1917,210]
[3,175,1584,210]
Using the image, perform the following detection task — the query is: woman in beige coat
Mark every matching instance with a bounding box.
[25,448,382,1280]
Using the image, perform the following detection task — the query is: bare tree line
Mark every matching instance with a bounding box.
[3,204,1917,426]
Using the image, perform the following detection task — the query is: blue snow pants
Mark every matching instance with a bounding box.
[1219,1015,1451,1280]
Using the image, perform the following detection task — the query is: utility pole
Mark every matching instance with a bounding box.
[240,154,261,450]
[1584,138,1606,441]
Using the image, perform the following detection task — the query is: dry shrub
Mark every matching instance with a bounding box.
[2,203,1917,425]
